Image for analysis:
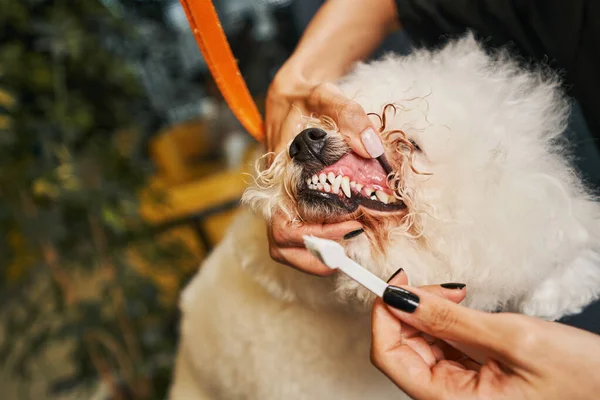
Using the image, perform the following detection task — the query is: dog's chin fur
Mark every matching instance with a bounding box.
[242,33,600,318]
[170,34,600,399]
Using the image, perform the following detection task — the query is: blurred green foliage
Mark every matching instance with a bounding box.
[0,0,191,398]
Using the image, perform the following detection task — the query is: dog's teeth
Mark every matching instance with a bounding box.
[364,188,374,197]
[355,183,363,192]
[319,173,327,185]
[375,190,389,204]
[317,183,323,190]
[309,184,315,190]
[388,196,397,203]
[331,175,342,194]
[312,175,318,184]
[371,195,377,200]
[323,182,331,192]
[327,172,335,184]
[350,181,356,188]
[341,177,351,198]
[306,178,312,185]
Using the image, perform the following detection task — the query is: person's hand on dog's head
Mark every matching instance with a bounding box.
[371,272,600,400]
[266,77,383,159]
[267,210,363,275]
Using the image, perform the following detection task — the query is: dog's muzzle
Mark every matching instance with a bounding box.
[290,128,406,214]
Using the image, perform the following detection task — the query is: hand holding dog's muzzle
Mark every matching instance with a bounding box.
[267,210,363,275]
[266,76,381,161]
[265,59,388,273]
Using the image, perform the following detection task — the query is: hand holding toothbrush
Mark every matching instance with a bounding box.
[303,235,600,400]
[372,270,600,400]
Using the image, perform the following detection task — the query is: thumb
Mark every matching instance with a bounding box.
[306,83,382,159]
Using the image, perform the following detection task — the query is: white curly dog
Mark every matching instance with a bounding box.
[169,35,600,399]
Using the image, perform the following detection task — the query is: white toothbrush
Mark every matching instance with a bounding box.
[303,235,487,365]
[303,235,388,297]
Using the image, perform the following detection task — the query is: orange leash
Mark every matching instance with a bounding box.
[179,0,265,142]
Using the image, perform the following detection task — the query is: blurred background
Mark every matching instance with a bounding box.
[0,0,300,398]
[0,0,598,399]
[0,0,409,398]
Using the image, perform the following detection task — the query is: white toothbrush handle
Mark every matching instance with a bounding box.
[336,257,388,297]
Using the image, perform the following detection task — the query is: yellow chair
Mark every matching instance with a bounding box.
[149,119,225,186]
[0,87,15,130]
[134,114,259,299]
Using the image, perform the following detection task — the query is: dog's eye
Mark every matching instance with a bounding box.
[409,139,421,152]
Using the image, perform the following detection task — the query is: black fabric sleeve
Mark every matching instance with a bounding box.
[393,0,600,150]
[395,0,585,69]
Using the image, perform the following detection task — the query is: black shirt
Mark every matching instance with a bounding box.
[395,0,600,334]
[395,0,600,151]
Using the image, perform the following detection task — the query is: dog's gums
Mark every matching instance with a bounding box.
[303,152,406,212]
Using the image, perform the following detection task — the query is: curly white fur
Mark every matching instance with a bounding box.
[170,35,600,399]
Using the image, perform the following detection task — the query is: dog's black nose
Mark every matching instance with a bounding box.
[289,128,327,162]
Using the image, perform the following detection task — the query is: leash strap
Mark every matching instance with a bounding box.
[179,0,265,141]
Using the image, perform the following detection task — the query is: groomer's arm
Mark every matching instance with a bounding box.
[267,0,400,157]
[266,0,399,274]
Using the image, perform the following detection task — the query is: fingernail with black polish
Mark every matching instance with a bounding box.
[440,283,466,290]
[343,229,364,240]
[383,285,420,313]
[387,268,404,283]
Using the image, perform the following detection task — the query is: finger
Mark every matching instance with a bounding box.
[387,272,467,339]
[265,75,314,155]
[268,243,336,276]
[404,336,439,368]
[432,340,482,371]
[265,100,292,153]
[430,343,446,362]
[389,281,490,367]
[306,83,377,158]
[418,284,467,305]
[386,268,409,285]
[430,360,479,394]
[382,285,512,360]
[459,358,482,372]
[270,212,363,248]
[434,340,474,362]
[371,298,403,353]
[370,298,435,397]
[384,270,426,336]
[272,103,308,155]
[387,273,467,305]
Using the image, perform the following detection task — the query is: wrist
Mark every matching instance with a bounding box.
[270,64,349,112]
[268,61,320,105]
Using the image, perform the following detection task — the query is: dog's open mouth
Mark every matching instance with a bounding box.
[299,152,406,213]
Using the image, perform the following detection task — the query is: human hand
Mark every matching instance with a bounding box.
[267,210,363,275]
[371,273,600,400]
[266,76,384,158]
[265,71,384,274]
[261,0,399,274]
